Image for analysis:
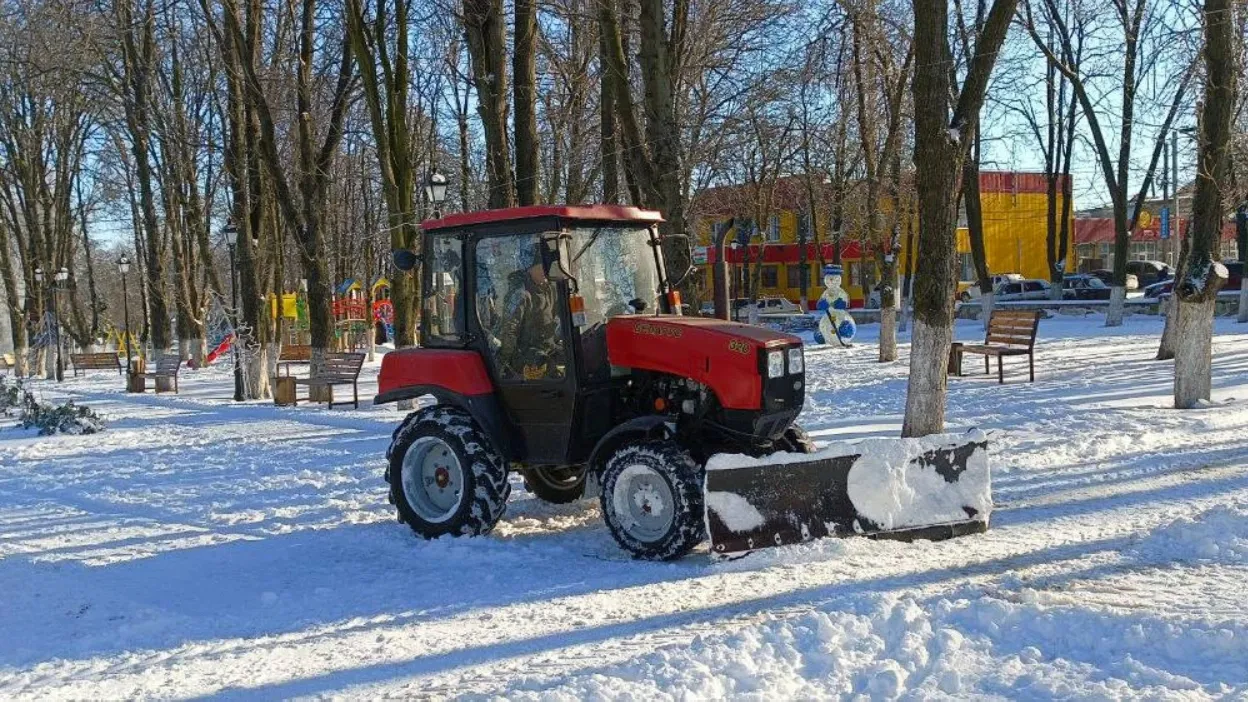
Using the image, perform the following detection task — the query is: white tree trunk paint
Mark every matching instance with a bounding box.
[902,318,951,437]
[1106,286,1127,326]
[14,344,29,377]
[1237,286,1248,323]
[184,337,206,369]
[245,343,273,400]
[1157,296,1179,361]
[879,306,897,362]
[1173,297,1217,408]
[980,291,994,331]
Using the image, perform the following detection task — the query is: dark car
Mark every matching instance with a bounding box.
[1062,274,1113,300]
[1125,260,1173,288]
[1147,261,1244,298]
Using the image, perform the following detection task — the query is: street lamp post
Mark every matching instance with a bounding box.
[424,169,448,220]
[223,222,244,402]
[118,255,133,378]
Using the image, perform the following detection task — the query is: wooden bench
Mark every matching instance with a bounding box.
[292,352,366,409]
[277,344,313,377]
[0,353,15,371]
[142,355,183,394]
[70,352,123,376]
[959,310,1041,384]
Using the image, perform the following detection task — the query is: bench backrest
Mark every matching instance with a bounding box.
[279,344,312,362]
[985,310,1041,349]
[153,355,182,374]
[71,352,121,368]
[316,352,366,380]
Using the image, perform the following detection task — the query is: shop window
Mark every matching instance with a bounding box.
[765,215,781,243]
[761,265,779,288]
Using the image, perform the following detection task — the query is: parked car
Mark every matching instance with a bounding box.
[733,296,802,321]
[1062,274,1112,300]
[1126,260,1173,289]
[1146,261,1243,299]
[957,273,1024,302]
[1089,269,1140,290]
[996,279,1052,301]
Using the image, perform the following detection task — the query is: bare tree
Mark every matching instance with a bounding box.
[1174,0,1238,408]
[1021,0,1197,326]
[904,0,1017,438]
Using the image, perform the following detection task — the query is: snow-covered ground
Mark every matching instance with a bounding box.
[3,314,1248,699]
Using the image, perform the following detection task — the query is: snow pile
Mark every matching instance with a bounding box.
[1130,500,1248,563]
[847,430,991,531]
[703,490,766,532]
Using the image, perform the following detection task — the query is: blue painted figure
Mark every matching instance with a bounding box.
[812,264,856,346]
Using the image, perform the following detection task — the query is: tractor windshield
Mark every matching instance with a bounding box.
[567,225,662,380]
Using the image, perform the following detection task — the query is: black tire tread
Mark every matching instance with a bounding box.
[600,440,705,560]
[521,466,587,504]
[388,405,510,538]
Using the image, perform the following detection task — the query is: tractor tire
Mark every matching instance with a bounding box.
[521,466,587,504]
[600,440,705,560]
[778,425,816,454]
[388,405,510,539]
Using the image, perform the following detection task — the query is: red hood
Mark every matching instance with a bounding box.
[606,315,801,410]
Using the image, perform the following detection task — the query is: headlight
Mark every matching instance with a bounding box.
[788,347,803,375]
[767,350,784,378]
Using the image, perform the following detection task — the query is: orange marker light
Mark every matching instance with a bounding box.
[570,294,587,326]
[666,290,682,313]
[654,397,668,412]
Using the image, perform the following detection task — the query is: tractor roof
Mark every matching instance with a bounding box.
[422,205,664,232]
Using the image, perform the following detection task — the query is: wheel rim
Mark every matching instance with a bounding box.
[401,437,465,523]
[611,464,676,543]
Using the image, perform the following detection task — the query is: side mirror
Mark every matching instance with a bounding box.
[540,232,574,284]
[392,249,422,272]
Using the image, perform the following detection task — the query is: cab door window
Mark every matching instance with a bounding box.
[475,235,568,381]
[424,234,464,343]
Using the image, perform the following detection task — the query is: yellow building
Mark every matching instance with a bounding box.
[691,171,1075,308]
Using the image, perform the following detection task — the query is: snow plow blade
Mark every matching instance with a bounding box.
[704,431,990,555]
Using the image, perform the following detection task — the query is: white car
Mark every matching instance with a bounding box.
[959,273,1025,302]
[995,279,1052,301]
[734,296,802,321]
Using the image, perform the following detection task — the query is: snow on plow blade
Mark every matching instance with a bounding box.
[704,431,991,555]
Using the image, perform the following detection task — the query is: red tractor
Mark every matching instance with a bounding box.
[377,205,989,559]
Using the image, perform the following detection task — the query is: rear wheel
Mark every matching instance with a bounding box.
[521,466,587,504]
[600,440,705,560]
[388,406,510,538]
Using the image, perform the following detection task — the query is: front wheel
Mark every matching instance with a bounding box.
[388,406,510,539]
[600,440,705,560]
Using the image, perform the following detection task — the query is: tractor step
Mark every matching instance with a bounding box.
[703,430,990,555]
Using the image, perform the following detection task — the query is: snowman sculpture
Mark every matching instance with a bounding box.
[813,264,856,346]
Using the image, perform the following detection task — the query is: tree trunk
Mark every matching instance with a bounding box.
[1236,204,1247,323]
[463,0,515,208]
[962,128,992,330]
[1175,0,1235,408]
[903,0,1016,437]
[904,2,960,438]
[1106,285,1127,326]
[513,0,539,206]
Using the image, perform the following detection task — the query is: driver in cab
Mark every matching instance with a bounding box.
[495,242,565,380]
